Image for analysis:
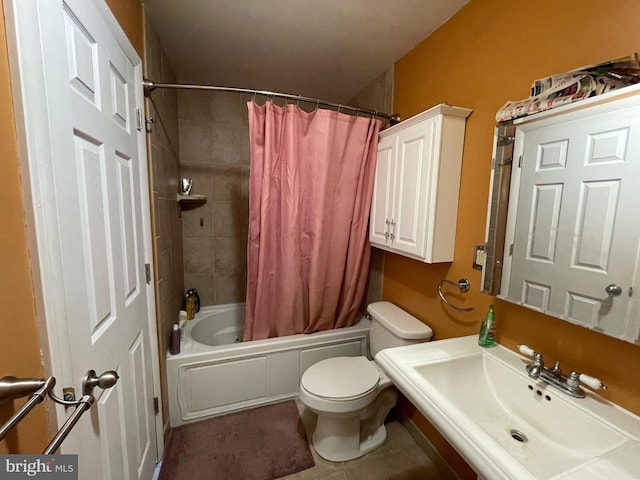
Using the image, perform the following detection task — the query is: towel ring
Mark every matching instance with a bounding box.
[438,278,475,312]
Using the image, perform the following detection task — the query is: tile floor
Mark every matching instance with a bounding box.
[279,402,459,480]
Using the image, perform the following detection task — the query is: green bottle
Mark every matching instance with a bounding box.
[478,304,496,347]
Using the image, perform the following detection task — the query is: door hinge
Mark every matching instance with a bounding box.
[145,263,152,284]
[518,155,523,168]
[509,243,514,256]
[153,396,159,415]
[136,108,143,131]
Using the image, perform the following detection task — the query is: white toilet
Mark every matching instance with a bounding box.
[299,301,432,462]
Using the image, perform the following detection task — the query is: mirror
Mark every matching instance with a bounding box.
[482,89,640,345]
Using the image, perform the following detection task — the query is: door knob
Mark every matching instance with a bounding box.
[82,370,119,396]
[605,284,622,296]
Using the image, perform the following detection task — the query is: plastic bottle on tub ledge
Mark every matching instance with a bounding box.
[169,323,180,355]
[185,292,196,320]
[185,288,200,313]
[178,310,187,341]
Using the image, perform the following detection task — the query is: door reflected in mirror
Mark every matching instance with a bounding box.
[483,90,640,345]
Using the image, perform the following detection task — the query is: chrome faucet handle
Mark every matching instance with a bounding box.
[566,371,581,389]
[526,353,545,379]
[567,371,607,391]
[516,345,543,366]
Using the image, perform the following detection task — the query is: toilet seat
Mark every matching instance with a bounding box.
[301,356,379,401]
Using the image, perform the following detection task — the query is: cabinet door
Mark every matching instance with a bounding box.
[370,134,396,247]
[505,105,640,339]
[391,118,437,256]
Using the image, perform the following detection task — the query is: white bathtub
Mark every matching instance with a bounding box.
[166,303,370,426]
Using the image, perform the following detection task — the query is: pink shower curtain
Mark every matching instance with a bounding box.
[244,102,381,341]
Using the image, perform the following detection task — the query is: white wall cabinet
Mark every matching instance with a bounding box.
[370,104,471,262]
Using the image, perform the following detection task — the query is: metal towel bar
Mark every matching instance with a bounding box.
[0,369,118,453]
[438,278,476,312]
[0,376,56,441]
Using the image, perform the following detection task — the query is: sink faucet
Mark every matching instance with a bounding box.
[526,352,544,379]
[516,345,607,399]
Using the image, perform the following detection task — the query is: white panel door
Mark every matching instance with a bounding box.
[369,135,396,246]
[507,104,640,338]
[8,0,158,478]
[392,118,436,256]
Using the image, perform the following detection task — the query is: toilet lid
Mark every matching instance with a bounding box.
[301,356,380,400]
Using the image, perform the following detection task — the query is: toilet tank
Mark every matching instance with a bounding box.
[367,301,433,357]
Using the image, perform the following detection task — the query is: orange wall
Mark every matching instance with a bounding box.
[105,0,144,58]
[0,0,143,454]
[389,0,640,477]
[0,2,47,454]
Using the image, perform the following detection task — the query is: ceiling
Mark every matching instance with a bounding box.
[142,0,470,103]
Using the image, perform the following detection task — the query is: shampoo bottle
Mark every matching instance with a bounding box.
[169,323,181,355]
[185,293,196,320]
[186,288,200,313]
[478,304,496,347]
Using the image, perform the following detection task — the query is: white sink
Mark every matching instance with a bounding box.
[375,336,640,479]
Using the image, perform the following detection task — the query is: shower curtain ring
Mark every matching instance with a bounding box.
[337,104,341,113]
[252,91,256,103]
[296,95,301,107]
[355,107,360,118]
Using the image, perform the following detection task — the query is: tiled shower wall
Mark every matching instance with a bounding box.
[177,68,393,309]
[178,91,250,306]
[144,16,183,428]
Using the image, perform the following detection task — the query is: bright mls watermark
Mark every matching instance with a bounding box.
[0,455,77,479]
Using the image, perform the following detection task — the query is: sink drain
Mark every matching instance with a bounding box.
[510,429,528,443]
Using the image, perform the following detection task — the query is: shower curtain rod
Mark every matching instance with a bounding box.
[142,79,400,125]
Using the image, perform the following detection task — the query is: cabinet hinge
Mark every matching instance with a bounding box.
[153,396,159,415]
[145,263,152,284]
[136,108,143,131]
[509,243,514,256]
[518,155,523,168]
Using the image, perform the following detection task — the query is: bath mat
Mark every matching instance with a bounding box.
[158,400,315,480]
